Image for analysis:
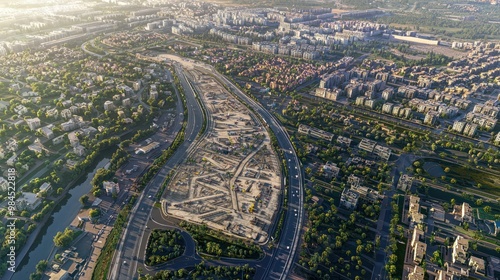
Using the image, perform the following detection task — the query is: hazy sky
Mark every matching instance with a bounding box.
[0,1,90,18]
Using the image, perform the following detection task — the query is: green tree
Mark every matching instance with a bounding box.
[53,228,75,248]
[89,208,101,219]
[35,260,48,273]
[79,195,89,205]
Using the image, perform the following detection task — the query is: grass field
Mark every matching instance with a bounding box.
[395,238,407,279]
[423,158,500,197]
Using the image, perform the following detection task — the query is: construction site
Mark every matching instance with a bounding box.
[162,62,282,243]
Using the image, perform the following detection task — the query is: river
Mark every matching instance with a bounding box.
[12,157,111,280]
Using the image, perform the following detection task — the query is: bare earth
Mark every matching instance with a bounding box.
[157,55,282,244]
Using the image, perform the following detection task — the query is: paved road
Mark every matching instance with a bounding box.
[81,40,105,58]
[204,66,304,280]
[111,56,303,280]
[109,63,204,280]
[372,154,416,280]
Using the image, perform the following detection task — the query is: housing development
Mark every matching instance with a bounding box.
[0,0,499,280]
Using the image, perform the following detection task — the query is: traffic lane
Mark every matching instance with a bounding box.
[121,72,203,275]
[122,198,155,276]
[118,151,190,276]
[114,69,198,278]
[209,68,304,279]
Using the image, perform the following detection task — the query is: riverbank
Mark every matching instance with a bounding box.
[3,158,111,280]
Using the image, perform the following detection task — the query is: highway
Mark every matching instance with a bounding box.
[110,56,303,280]
[109,63,204,280]
[203,66,304,280]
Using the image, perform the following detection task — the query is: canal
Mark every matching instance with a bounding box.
[13,157,111,280]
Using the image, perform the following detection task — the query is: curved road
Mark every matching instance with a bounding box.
[208,67,304,280]
[111,57,304,280]
[109,63,204,280]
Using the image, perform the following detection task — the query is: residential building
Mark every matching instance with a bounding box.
[6,139,18,151]
[46,108,59,119]
[73,145,86,157]
[408,266,425,280]
[358,138,377,153]
[355,96,366,106]
[392,105,402,116]
[336,136,352,146]
[122,98,131,107]
[38,182,52,197]
[340,188,359,210]
[413,241,427,264]
[0,177,8,192]
[297,124,334,141]
[382,103,394,114]
[52,135,65,145]
[69,105,79,114]
[452,236,469,264]
[374,145,391,161]
[347,174,361,188]
[16,192,42,211]
[103,181,119,196]
[398,174,414,191]
[411,227,425,247]
[495,132,500,144]
[38,126,54,139]
[430,204,446,222]
[67,132,79,147]
[463,123,477,137]
[61,119,77,132]
[322,162,339,179]
[26,117,41,131]
[60,109,72,119]
[14,105,28,115]
[7,154,17,166]
[28,139,44,154]
[351,185,380,204]
[452,121,466,134]
[453,202,474,224]
[408,195,424,226]
[314,87,341,101]
[365,99,375,109]
[104,101,115,111]
[437,269,457,280]
[468,256,485,275]
[382,87,394,100]
[424,110,439,125]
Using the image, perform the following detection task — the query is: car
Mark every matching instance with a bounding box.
[148,195,152,198]
[123,261,127,265]
[286,246,290,250]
